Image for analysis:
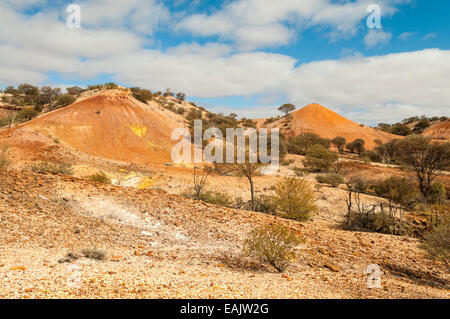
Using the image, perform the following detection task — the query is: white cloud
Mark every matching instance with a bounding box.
[422,33,437,41]
[398,32,414,40]
[364,29,392,47]
[284,49,450,124]
[176,0,403,50]
[79,0,170,36]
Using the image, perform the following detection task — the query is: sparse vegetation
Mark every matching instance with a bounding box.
[81,248,109,261]
[303,144,338,172]
[395,135,450,199]
[131,87,153,103]
[331,136,346,153]
[421,213,449,269]
[87,172,111,184]
[288,133,331,155]
[373,176,418,208]
[0,145,10,171]
[344,190,407,235]
[273,177,317,221]
[243,224,301,272]
[316,173,344,187]
[31,162,73,175]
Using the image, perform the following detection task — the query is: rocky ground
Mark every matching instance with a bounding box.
[0,170,448,299]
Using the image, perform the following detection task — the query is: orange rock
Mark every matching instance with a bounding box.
[110,256,123,262]
[134,251,141,256]
[281,274,293,281]
[9,266,26,271]
[145,251,153,257]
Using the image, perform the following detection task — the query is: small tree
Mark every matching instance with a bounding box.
[352,138,365,157]
[304,144,338,172]
[290,132,330,154]
[278,103,296,116]
[273,177,318,221]
[66,86,84,96]
[396,135,450,198]
[331,136,346,153]
[176,92,186,101]
[230,162,262,211]
[192,167,210,200]
[6,110,17,128]
[373,176,418,208]
[52,94,76,109]
[243,224,301,272]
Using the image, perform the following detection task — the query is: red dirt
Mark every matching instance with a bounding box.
[266,104,400,149]
[1,90,182,165]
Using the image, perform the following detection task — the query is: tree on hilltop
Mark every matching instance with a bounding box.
[278,103,296,116]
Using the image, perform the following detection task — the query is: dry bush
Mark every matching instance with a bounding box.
[421,212,449,269]
[344,191,407,235]
[316,173,344,187]
[243,224,301,272]
[199,190,233,207]
[273,177,318,221]
[0,145,10,170]
[31,161,73,175]
[87,172,111,184]
[373,176,418,208]
[81,248,109,261]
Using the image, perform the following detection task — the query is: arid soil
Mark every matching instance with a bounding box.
[0,170,448,299]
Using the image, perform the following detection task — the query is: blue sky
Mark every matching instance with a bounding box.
[1,0,449,125]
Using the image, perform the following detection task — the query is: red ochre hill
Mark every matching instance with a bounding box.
[1,89,182,165]
[263,103,399,149]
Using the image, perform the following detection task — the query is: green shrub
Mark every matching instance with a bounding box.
[273,177,318,221]
[292,166,309,177]
[373,176,418,207]
[243,224,301,272]
[421,214,449,269]
[346,175,371,193]
[87,172,111,184]
[316,173,344,187]
[131,88,153,103]
[16,107,40,121]
[428,182,447,204]
[176,107,185,115]
[53,94,76,108]
[31,162,73,175]
[304,144,338,172]
[366,150,382,162]
[199,191,233,207]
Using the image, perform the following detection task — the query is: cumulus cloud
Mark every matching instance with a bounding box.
[364,29,392,47]
[398,32,414,41]
[176,0,403,50]
[284,49,450,124]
